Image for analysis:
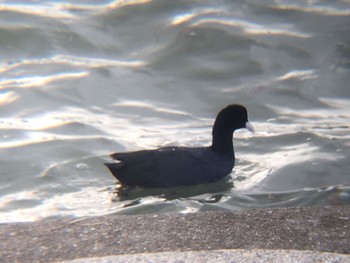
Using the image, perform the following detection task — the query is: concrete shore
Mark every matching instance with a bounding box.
[60,249,350,263]
[1,206,349,262]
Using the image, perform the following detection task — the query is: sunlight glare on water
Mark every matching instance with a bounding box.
[0,0,350,223]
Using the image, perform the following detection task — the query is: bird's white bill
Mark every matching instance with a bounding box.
[245,121,254,133]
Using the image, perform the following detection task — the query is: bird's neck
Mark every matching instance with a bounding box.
[211,128,234,157]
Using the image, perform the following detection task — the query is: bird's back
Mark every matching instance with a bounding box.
[105,146,234,187]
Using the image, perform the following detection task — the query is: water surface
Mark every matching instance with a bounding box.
[0,0,350,222]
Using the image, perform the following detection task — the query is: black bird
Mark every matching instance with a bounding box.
[105,104,254,188]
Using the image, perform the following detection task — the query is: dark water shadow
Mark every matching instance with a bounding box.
[112,176,234,201]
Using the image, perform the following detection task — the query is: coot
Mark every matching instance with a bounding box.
[105,104,254,187]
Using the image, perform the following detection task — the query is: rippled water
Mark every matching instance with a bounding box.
[1,0,350,223]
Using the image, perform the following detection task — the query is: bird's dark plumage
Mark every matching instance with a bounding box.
[105,104,253,188]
